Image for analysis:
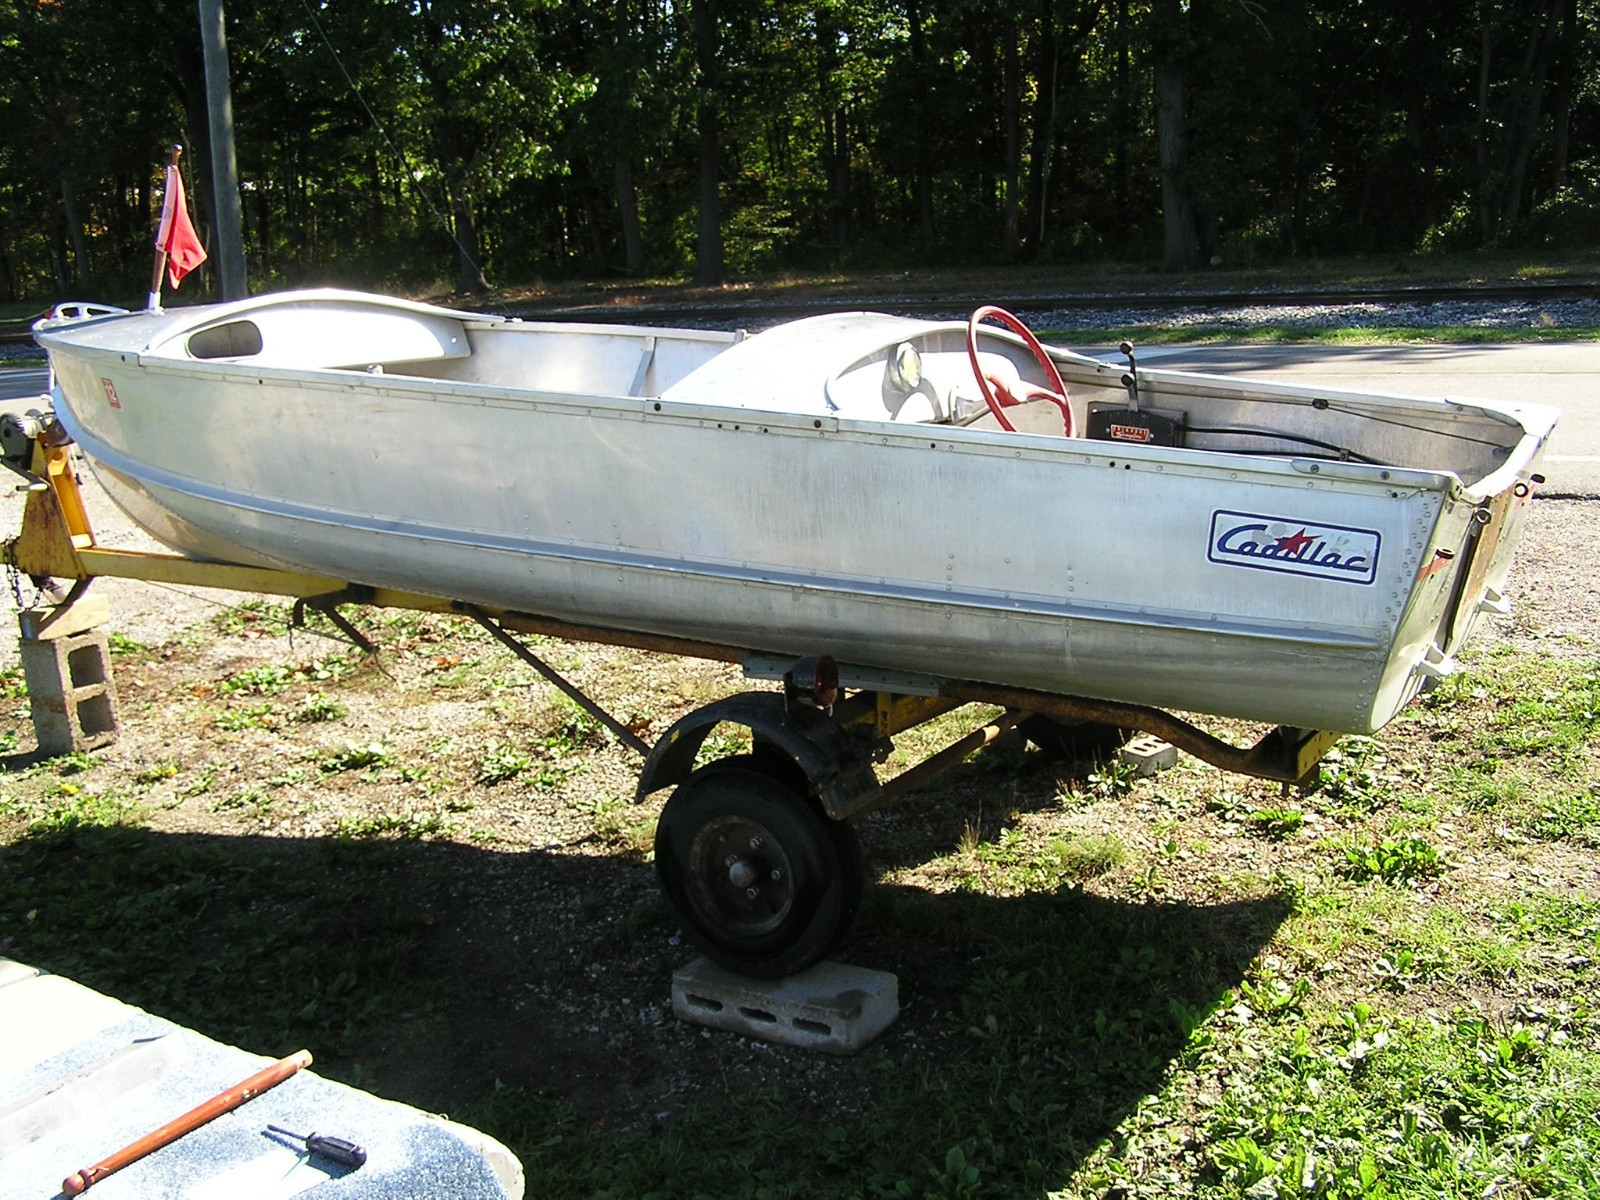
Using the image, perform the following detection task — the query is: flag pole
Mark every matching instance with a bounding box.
[148,144,182,312]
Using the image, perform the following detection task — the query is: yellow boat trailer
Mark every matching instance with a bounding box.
[2,415,1338,976]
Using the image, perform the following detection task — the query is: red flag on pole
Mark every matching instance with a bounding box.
[154,161,208,289]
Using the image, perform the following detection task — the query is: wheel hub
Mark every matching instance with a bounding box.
[687,815,796,937]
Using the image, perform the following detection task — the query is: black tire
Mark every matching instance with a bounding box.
[655,763,865,978]
[1019,715,1132,762]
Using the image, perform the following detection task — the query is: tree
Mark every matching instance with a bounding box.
[692,0,723,285]
[1149,0,1199,269]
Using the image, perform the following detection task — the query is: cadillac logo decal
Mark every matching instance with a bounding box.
[1208,510,1380,585]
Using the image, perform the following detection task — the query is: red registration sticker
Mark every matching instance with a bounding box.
[101,378,120,409]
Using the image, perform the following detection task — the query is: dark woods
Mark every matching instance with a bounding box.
[0,0,1595,301]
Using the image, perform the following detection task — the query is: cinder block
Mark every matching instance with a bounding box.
[1118,733,1179,776]
[19,623,119,755]
[672,957,898,1055]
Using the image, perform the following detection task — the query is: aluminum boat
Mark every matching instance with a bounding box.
[33,289,1557,735]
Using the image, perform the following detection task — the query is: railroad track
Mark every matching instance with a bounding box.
[4,278,1595,343]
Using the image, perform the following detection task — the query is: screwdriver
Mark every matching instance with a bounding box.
[266,1124,367,1168]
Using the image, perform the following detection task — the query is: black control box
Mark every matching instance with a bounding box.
[1084,403,1187,448]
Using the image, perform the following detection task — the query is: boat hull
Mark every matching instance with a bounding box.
[37,295,1555,735]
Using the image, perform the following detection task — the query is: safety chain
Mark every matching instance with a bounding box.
[3,542,50,614]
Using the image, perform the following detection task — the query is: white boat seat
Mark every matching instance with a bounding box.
[659,312,1063,429]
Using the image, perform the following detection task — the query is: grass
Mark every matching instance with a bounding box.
[1,617,1599,1197]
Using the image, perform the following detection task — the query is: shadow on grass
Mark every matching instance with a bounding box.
[0,818,1289,1198]
[0,748,67,773]
[860,736,1134,874]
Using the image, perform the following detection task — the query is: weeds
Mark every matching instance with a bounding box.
[320,742,389,773]
[49,752,96,777]
[210,600,294,636]
[220,664,294,695]
[180,766,218,796]
[215,703,278,731]
[477,741,531,785]
[333,810,452,839]
[542,705,608,753]
[1315,738,1393,811]
[1246,806,1305,838]
[965,826,1125,891]
[294,693,346,724]
[532,763,578,790]
[1236,973,1309,1019]
[133,762,178,785]
[1041,832,1125,881]
[25,790,139,836]
[107,631,146,655]
[1372,947,1434,993]
[589,796,655,854]
[1525,790,1600,844]
[220,658,356,697]
[692,723,752,769]
[1338,835,1444,882]
[212,787,270,813]
[1083,758,1138,798]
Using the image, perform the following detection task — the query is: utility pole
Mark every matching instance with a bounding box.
[198,0,247,299]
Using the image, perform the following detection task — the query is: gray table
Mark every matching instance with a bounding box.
[0,960,522,1200]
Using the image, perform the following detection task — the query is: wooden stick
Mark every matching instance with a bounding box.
[147,144,183,312]
[61,1049,312,1196]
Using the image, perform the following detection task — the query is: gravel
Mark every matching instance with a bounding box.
[599,295,1600,335]
[1021,296,1600,333]
[0,341,44,363]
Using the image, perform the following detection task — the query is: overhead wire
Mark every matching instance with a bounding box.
[293,0,484,284]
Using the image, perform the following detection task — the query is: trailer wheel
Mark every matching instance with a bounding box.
[655,762,864,978]
[1019,715,1131,762]
[714,752,866,937]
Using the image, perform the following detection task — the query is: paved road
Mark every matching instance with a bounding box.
[4,342,1598,492]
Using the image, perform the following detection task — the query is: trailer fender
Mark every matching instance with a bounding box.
[636,692,879,819]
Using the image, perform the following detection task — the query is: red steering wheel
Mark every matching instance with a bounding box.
[965,305,1074,437]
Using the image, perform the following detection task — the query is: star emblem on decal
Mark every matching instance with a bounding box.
[1273,528,1315,555]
